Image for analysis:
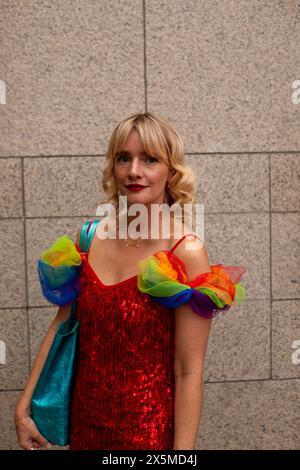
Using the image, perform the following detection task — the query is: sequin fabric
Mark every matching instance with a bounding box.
[69,254,175,450]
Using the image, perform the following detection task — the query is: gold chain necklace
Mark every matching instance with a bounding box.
[122,237,142,247]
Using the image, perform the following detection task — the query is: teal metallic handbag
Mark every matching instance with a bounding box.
[31,219,100,446]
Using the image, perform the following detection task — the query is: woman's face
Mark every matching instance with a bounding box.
[114,129,172,209]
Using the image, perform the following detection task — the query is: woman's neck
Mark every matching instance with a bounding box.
[114,211,178,242]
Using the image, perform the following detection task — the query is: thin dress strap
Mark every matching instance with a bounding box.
[169,232,201,254]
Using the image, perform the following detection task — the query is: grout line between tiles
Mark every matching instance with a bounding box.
[2,211,300,222]
[269,154,273,380]
[21,159,32,376]
[1,375,300,394]
[143,0,147,112]
[1,151,300,160]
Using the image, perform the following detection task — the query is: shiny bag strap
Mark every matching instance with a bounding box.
[70,219,101,321]
[79,219,101,253]
[79,220,93,252]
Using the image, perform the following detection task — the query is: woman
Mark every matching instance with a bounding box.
[14,112,246,450]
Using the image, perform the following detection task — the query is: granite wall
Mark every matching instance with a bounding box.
[0,0,299,450]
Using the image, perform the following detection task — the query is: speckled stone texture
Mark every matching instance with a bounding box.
[0,0,299,450]
[0,0,145,156]
[197,379,300,449]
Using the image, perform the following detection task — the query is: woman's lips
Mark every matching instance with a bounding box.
[126,186,147,192]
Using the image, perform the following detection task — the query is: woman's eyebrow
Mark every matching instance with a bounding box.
[115,150,147,156]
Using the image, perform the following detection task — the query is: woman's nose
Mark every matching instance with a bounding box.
[128,159,142,176]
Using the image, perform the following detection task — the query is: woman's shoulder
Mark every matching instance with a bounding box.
[138,228,210,291]
[168,221,210,277]
[37,235,82,307]
[37,219,100,307]
[137,223,247,319]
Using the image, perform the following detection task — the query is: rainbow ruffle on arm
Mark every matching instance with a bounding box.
[137,250,246,319]
[37,236,83,307]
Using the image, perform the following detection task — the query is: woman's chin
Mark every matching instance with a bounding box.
[126,194,152,204]
[121,192,165,208]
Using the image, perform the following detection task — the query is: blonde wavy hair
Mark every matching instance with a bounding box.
[99,112,197,221]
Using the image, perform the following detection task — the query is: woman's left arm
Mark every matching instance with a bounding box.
[173,238,213,450]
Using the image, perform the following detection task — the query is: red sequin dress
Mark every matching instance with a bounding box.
[68,252,175,450]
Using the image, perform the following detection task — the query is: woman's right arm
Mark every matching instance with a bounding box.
[14,230,80,449]
[14,304,73,450]
[14,303,73,421]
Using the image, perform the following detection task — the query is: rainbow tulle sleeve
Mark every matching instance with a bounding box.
[37,235,83,307]
[137,250,246,319]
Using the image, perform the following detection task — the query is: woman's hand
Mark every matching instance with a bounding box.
[14,415,52,450]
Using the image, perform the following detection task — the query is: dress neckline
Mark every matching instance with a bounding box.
[84,255,138,289]
[81,231,199,290]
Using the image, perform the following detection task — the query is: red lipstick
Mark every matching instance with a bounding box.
[126,185,147,192]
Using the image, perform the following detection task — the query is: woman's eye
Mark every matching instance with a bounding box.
[116,154,158,164]
[147,156,158,163]
[116,155,129,162]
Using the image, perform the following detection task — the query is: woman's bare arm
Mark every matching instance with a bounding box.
[172,237,213,450]
[14,230,81,449]
[173,305,212,449]
[14,303,73,419]
[15,229,81,419]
